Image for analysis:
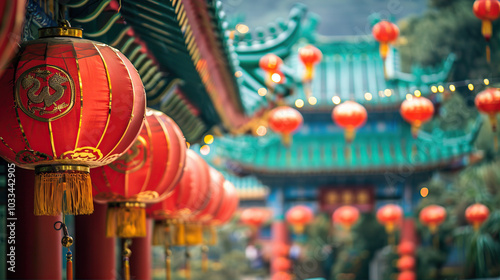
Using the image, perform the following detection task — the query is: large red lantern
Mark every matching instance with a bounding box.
[332,205,360,231]
[0,24,146,216]
[259,53,283,85]
[240,208,270,228]
[377,204,403,234]
[475,88,500,149]
[372,20,399,61]
[397,241,416,256]
[332,101,368,143]
[91,109,186,238]
[465,203,490,231]
[419,205,447,233]
[0,0,25,78]
[400,97,434,137]
[286,205,313,234]
[473,0,500,62]
[268,106,303,146]
[397,255,416,271]
[298,45,322,98]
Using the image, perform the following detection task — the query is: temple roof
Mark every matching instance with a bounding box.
[207,116,482,177]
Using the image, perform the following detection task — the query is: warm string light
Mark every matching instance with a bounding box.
[295,99,304,108]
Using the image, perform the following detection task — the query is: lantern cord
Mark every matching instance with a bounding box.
[54,220,74,280]
[165,246,172,280]
[486,45,491,64]
[201,245,209,272]
[433,234,439,250]
[185,247,191,280]
[123,239,132,280]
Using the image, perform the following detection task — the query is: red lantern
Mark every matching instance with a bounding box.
[465,203,490,231]
[298,45,322,82]
[419,205,447,233]
[473,0,500,61]
[400,97,434,137]
[273,243,290,258]
[212,180,239,225]
[272,271,292,280]
[0,0,25,78]
[332,101,368,143]
[475,88,500,132]
[332,205,360,230]
[272,257,292,272]
[372,20,399,61]
[91,109,186,238]
[286,205,313,234]
[397,241,416,256]
[259,53,283,85]
[191,167,225,223]
[0,24,146,216]
[240,208,270,228]
[268,106,303,146]
[376,204,403,233]
[397,255,416,271]
[397,271,416,280]
[147,149,210,221]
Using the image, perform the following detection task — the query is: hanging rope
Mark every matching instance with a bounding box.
[54,221,74,280]
[123,239,132,280]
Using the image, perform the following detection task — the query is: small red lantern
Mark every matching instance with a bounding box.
[0,0,25,78]
[212,180,239,225]
[91,109,186,238]
[397,255,416,271]
[473,0,500,62]
[259,53,283,86]
[465,203,490,231]
[286,205,313,234]
[397,241,416,256]
[475,88,500,150]
[332,101,368,143]
[298,45,322,83]
[273,243,290,258]
[397,271,416,280]
[372,20,399,61]
[272,271,292,280]
[240,208,270,228]
[268,106,303,146]
[400,97,434,137]
[376,204,403,233]
[419,205,447,233]
[191,167,225,223]
[272,257,292,272]
[332,205,360,231]
[0,24,146,216]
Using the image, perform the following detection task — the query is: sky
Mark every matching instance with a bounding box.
[221,0,427,36]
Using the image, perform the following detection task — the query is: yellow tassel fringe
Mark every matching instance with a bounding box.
[106,203,146,238]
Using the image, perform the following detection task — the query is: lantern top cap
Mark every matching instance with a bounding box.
[39,20,83,39]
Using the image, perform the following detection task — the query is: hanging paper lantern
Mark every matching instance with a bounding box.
[0,0,25,78]
[298,45,323,82]
[475,88,500,149]
[473,0,500,62]
[240,208,270,228]
[397,271,416,280]
[332,101,368,143]
[465,203,490,231]
[372,20,399,61]
[272,271,292,280]
[268,106,303,147]
[376,204,403,233]
[212,180,239,225]
[272,257,292,272]
[0,23,146,216]
[419,205,447,234]
[286,205,313,234]
[91,109,186,238]
[397,241,416,256]
[400,97,434,138]
[332,205,360,231]
[273,243,290,258]
[259,53,283,85]
[397,255,416,271]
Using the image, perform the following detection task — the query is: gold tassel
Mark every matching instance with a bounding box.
[106,202,146,238]
[209,225,217,246]
[165,247,172,280]
[486,45,491,64]
[175,222,186,246]
[293,224,305,235]
[34,165,93,216]
[153,220,172,247]
[282,133,292,147]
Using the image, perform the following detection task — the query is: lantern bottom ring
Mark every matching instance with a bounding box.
[35,164,90,174]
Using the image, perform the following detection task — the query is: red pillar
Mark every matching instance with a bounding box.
[7,168,62,279]
[75,203,116,279]
[129,218,153,280]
